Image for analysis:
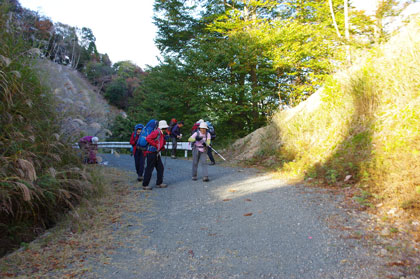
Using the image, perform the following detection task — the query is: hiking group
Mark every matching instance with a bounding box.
[129,118,217,190]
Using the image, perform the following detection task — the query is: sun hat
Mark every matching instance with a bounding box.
[199,122,208,129]
[158,120,169,129]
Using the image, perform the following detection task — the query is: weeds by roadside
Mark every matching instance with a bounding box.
[0,167,147,279]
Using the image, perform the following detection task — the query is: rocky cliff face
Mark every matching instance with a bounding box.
[33,59,120,141]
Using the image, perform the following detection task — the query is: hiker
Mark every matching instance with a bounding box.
[188,122,211,182]
[78,136,99,164]
[170,121,184,159]
[206,121,216,165]
[168,118,177,136]
[130,124,145,181]
[191,119,204,134]
[142,120,169,190]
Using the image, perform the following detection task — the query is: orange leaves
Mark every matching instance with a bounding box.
[243,213,253,216]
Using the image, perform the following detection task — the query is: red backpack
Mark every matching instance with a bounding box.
[168,118,177,135]
[191,122,200,134]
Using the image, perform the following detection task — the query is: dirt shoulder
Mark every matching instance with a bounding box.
[0,167,146,279]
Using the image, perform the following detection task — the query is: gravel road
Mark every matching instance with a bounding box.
[91,153,385,278]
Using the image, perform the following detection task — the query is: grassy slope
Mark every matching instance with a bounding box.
[234,18,420,217]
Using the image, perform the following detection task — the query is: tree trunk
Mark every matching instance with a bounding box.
[250,64,259,130]
[329,0,342,38]
[71,38,76,68]
[344,0,351,64]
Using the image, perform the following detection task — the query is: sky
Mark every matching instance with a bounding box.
[19,0,161,69]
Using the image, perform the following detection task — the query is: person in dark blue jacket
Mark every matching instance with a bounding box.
[206,121,216,165]
[130,124,145,181]
[170,121,184,159]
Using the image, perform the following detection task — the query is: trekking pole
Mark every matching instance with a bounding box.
[164,141,168,166]
[208,145,226,161]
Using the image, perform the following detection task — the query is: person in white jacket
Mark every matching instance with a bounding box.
[188,122,211,182]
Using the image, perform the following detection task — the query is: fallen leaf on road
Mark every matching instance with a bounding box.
[386,261,409,267]
[228,189,237,193]
[188,250,194,257]
[244,213,253,216]
[245,199,252,202]
[223,199,232,202]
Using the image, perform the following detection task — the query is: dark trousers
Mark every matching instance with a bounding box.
[207,147,215,163]
[171,137,177,156]
[143,152,164,186]
[134,149,145,177]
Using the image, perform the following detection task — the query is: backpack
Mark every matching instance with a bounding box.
[191,122,200,135]
[168,119,177,136]
[206,121,216,140]
[137,119,158,151]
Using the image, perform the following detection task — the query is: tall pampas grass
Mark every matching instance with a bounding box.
[0,3,98,256]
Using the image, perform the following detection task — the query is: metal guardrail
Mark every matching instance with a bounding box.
[74,142,192,157]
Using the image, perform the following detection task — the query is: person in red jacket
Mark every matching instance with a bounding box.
[142,120,169,190]
[130,124,145,181]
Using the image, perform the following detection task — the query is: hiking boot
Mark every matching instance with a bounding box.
[203,176,209,182]
[142,186,152,190]
[171,155,176,159]
[209,161,215,165]
[137,176,144,181]
[192,176,198,181]
[156,183,168,188]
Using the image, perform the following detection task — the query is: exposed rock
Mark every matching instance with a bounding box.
[33,59,120,139]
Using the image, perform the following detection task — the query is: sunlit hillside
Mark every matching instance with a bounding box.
[231,17,420,217]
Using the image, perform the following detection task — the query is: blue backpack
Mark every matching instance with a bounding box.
[206,121,216,140]
[137,119,158,151]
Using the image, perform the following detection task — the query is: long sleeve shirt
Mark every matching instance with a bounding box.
[188,131,211,152]
[146,129,166,153]
[171,124,181,138]
[129,132,140,155]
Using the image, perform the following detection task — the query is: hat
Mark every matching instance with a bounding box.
[92,137,99,143]
[198,119,204,124]
[134,124,144,131]
[158,120,169,129]
[199,122,208,129]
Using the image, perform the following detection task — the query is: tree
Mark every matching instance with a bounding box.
[128,58,203,126]
[104,78,130,109]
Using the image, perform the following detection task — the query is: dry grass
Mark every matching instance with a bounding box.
[0,4,102,256]
[0,167,148,278]
[279,18,420,216]
[230,18,420,218]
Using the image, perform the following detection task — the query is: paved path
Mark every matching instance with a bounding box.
[91,153,384,278]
